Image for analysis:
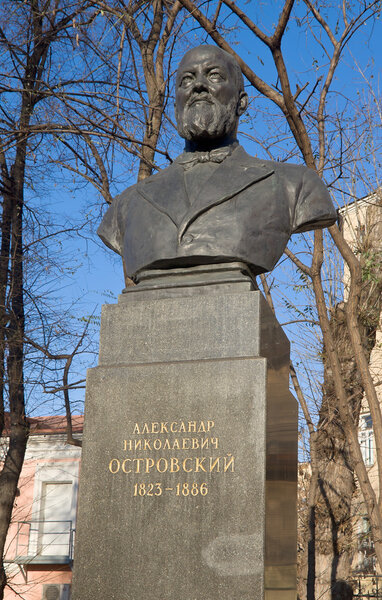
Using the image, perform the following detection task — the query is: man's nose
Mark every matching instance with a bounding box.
[192,75,209,93]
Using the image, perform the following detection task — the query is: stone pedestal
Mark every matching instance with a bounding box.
[72,270,297,600]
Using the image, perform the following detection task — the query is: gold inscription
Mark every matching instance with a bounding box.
[132,420,215,435]
[111,417,236,498]
[109,454,235,475]
[123,437,219,452]
[132,482,208,497]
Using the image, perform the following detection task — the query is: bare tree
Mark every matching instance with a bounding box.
[0,1,188,596]
[0,3,103,593]
[174,1,382,598]
[94,0,185,181]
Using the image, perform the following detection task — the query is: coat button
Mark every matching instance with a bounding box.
[181,234,194,245]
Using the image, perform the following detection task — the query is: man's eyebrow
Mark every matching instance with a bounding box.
[205,63,227,72]
[177,61,227,76]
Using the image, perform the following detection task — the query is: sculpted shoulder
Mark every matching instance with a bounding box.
[116,161,179,202]
[240,152,320,186]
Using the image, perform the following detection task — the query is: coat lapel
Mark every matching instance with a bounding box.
[177,146,274,240]
[136,146,274,236]
[136,162,189,227]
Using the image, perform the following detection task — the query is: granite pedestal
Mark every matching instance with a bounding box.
[72,266,297,600]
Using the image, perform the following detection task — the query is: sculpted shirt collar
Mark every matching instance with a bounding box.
[175,140,239,170]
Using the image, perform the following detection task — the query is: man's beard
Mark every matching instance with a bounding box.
[177,96,238,142]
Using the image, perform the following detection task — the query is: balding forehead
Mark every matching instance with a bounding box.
[178,45,235,71]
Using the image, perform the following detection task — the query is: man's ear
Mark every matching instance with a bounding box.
[237,91,248,116]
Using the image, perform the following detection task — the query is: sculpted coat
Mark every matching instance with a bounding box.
[98,144,337,281]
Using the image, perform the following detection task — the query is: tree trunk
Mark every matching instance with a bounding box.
[0,183,29,599]
[300,201,382,600]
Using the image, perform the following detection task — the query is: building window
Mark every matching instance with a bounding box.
[28,463,79,562]
[359,414,374,466]
[37,482,73,557]
[356,517,376,574]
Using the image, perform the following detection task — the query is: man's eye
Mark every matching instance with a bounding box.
[209,71,224,82]
[181,75,193,86]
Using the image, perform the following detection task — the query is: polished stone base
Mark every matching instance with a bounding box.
[72,281,297,600]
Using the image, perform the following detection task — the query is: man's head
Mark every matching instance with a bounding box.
[175,45,248,146]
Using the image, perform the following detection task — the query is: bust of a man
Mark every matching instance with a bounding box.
[98,45,337,282]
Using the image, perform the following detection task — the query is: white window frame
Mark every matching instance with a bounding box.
[28,462,79,557]
[359,413,374,467]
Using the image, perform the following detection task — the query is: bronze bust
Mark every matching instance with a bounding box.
[98,45,337,282]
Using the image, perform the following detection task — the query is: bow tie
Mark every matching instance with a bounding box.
[177,144,236,171]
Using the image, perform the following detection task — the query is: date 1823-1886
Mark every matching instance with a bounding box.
[133,482,208,497]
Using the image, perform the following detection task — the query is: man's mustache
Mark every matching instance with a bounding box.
[186,93,216,107]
